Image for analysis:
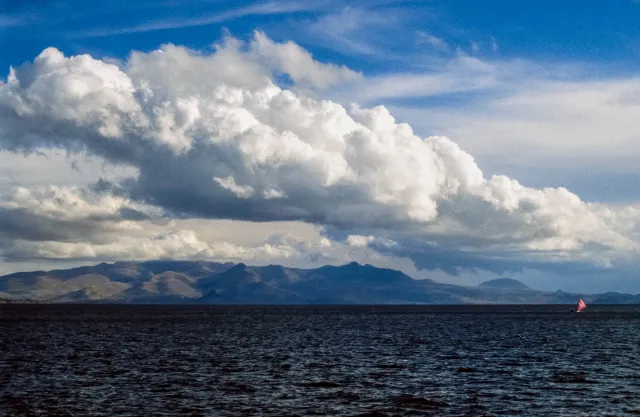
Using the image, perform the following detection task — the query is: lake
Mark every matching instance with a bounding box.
[2,305,640,416]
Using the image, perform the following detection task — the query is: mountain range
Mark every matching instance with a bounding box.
[1,261,638,304]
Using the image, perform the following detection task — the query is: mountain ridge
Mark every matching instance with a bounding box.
[1,261,638,304]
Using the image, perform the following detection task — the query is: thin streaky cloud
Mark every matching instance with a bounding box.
[0,13,30,28]
[416,30,449,51]
[303,6,408,59]
[71,1,327,38]
[490,37,499,53]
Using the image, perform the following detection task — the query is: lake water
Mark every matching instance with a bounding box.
[2,305,640,416]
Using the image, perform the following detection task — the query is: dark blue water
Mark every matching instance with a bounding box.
[2,305,640,416]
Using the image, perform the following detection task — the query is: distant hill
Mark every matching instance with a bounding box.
[0,261,638,304]
[479,278,530,290]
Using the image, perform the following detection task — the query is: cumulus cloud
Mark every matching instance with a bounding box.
[4,230,296,262]
[0,186,155,244]
[346,234,375,247]
[1,186,154,222]
[0,185,305,263]
[251,31,361,91]
[214,176,256,199]
[0,32,639,274]
[0,185,427,280]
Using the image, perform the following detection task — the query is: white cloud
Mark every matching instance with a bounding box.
[0,150,133,188]
[0,185,160,248]
[0,14,26,29]
[346,234,375,247]
[0,32,639,276]
[391,77,640,172]
[214,176,256,199]
[302,6,403,58]
[0,184,430,279]
[0,186,153,222]
[263,188,285,199]
[417,31,449,52]
[6,230,295,262]
[330,54,501,103]
[251,30,362,91]
[73,2,324,38]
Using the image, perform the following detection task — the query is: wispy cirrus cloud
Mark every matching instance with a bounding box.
[416,30,449,52]
[295,6,411,59]
[284,4,495,65]
[389,75,640,174]
[490,37,498,53]
[330,55,498,104]
[71,1,328,38]
[0,12,32,29]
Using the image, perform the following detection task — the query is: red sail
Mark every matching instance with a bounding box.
[577,299,587,312]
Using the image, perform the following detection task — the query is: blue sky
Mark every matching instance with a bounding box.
[1,0,640,293]
[3,0,640,71]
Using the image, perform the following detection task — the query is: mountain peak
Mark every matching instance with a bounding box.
[479,278,530,290]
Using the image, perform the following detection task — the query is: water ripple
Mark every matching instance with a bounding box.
[1,305,640,416]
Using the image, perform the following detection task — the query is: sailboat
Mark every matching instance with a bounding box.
[576,298,587,313]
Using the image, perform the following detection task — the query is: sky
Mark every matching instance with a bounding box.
[1,0,640,293]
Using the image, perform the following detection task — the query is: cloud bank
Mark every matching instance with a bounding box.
[0,31,638,280]
[0,183,421,275]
